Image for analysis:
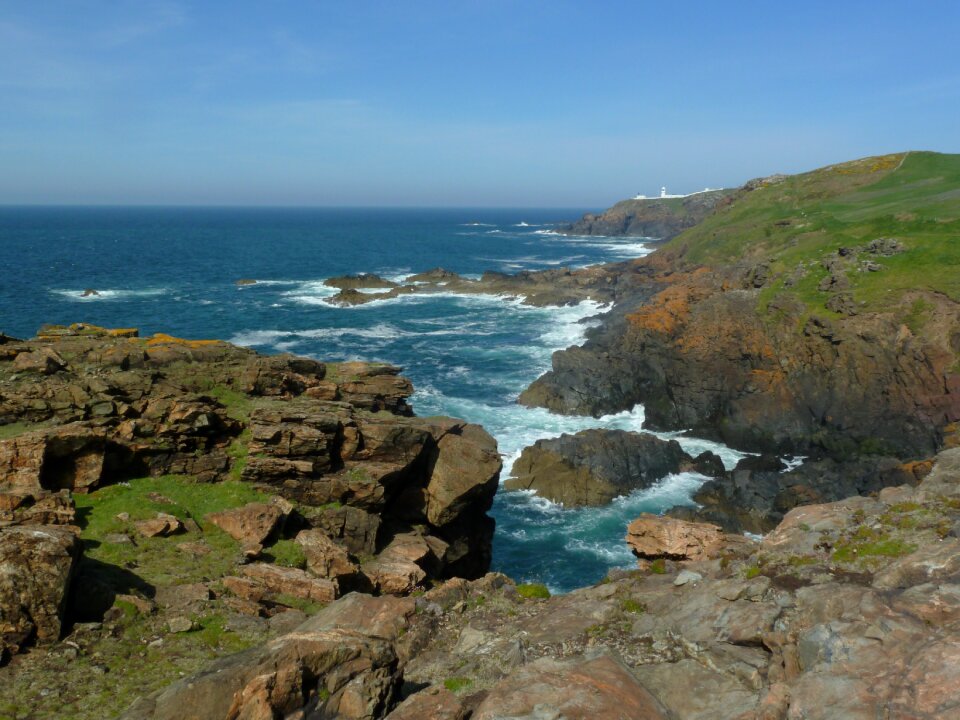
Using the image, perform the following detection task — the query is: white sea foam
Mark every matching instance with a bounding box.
[236,279,304,287]
[229,323,406,348]
[460,222,496,227]
[51,288,168,301]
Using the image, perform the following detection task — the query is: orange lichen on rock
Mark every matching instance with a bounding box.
[36,323,139,340]
[900,460,935,482]
[627,285,697,335]
[748,367,788,391]
[146,333,223,348]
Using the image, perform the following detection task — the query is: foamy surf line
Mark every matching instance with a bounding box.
[51,288,169,301]
[229,323,406,348]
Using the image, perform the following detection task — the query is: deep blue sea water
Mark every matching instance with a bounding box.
[0,207,746,591]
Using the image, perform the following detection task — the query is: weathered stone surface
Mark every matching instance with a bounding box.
[120,627,399,720]
[295,528,359,584]
[384,686,465,720]
[0,525,81,655]
[205,502,282,546]
[472,655,669,720]
[424,422,501,527]
[134,513,183,538]
[626,513,725,561]
[506,429,698,507]
[239,562,338,603]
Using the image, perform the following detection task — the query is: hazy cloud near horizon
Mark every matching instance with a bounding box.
[1,1,958,206]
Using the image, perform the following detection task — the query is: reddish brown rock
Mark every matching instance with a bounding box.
[626,513,725,561]
[119,594,411,720]
[384,686,465,720]
[424,422,501,527]
[12,347,66,374]
[205,502,283,546]
[134,513,183,538]
[239,562,338,603]
[295,529,359,584]
[472,655,669,720]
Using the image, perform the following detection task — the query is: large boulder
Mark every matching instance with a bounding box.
[625,513,725,561]
[423,422,502,527]
[120,593,412,720]
[0,525,82,659]
[505,429,701,506]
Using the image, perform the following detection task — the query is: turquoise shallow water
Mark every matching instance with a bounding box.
[0,206,746,591]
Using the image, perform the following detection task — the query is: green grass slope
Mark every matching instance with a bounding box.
[665,151,960,314]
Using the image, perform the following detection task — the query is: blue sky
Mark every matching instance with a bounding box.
[1,1,958,206]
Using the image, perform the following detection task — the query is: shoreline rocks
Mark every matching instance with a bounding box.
[504,429,723,506]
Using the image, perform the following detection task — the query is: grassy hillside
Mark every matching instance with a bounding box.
[665,151,960,315]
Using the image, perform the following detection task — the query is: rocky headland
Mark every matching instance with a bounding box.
[558,188,735,238]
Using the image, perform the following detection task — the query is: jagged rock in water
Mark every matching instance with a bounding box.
[504,429,714,507]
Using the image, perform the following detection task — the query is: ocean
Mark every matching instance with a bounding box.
[0,206,746,591]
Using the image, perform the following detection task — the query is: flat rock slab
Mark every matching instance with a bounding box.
[239,562,338,603]
[472,654,669,720]
[206,502,282,546]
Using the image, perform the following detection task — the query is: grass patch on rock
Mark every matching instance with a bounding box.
[74,475,270,586]
[516,583,551,600]
[443,677,474,693]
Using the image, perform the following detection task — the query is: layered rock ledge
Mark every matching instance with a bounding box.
[0,323,501,674]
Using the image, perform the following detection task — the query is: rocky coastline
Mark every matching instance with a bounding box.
[4,152,960,718]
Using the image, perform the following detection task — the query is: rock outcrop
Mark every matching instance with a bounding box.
[0,323,501,663]
[625,514,725,561]
[558,189,734,238]
[124,447,960,719]
[505,429,722,506]
[520,256,960,460]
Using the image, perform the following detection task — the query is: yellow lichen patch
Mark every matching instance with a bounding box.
[832,153,903,176]
[36,323,139,340]
[146,333,223,348]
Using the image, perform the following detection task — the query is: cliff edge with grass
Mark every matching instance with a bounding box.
[523,151,960,461]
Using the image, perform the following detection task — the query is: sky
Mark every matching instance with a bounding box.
[1,1,958,207]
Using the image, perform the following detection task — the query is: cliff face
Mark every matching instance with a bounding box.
[559,188,734,239]
[523,152,960,460]
[521,260,960,458]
